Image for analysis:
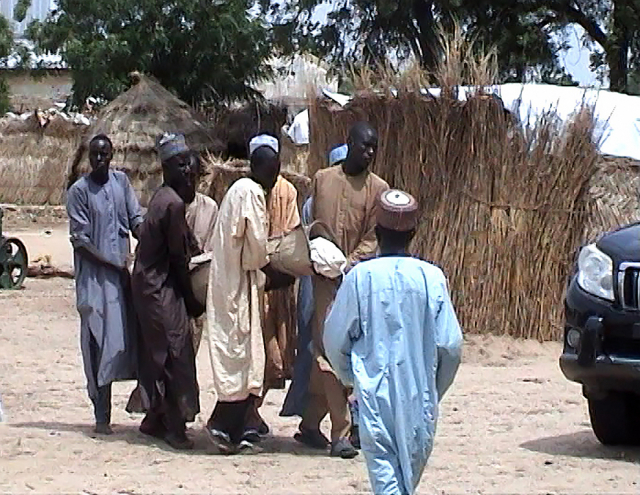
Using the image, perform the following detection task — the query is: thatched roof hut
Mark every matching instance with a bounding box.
[68,73,223,206]
[0,112,86,205]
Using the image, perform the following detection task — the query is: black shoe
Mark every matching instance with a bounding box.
[294,428,330,450]
[237,439,263,455]
[242,428,262,444]
[330,438,359,459]
[205,426,235,455]
[349,425,361,450]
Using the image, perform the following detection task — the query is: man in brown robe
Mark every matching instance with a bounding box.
[132,134,205,450]
[296,122,389,459]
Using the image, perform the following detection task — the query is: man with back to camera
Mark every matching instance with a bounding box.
[324,189,463,494]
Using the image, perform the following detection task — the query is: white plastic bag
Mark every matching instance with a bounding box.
[309,237,347,279]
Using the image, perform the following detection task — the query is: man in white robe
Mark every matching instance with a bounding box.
[324,189,463,495]
[204,136,293,454]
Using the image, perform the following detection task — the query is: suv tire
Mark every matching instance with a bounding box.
[588,392,639,446]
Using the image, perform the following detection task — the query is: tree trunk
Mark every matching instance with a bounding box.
[412,0,438,70]
[607,0,631,93]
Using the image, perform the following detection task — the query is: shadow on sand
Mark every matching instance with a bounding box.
[521,430,640,463]
[10,420,329,457]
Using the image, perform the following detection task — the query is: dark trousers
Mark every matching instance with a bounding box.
[92,385,112,425]
[89,335,112,425]
[138,342,200,441]
[141,397,187,439]
[208,396,256,444]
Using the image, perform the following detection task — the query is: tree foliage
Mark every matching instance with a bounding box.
[20,0,273,108]
[0,14,13,113]
[270,0,640,93]
[268,0,575,85]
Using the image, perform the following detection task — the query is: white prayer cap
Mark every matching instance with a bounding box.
[249,134,279,156]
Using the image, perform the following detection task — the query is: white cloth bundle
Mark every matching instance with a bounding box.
[309,237,347,279]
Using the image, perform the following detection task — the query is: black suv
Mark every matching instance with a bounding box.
[560,222,640,445]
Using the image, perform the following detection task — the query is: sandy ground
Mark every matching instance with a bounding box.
[1,220,639,494]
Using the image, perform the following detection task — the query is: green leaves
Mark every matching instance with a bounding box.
[270,0,640,92]
[13,0,31,23]
[25,0,272,108]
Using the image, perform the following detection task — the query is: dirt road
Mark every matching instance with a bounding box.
[1,223,638,494]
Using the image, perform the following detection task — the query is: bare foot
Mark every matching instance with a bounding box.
[94,423,113,435]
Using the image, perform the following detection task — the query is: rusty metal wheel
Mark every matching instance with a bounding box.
[0,237,28,289]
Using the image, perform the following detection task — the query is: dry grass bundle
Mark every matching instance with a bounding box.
[585,155,640,241]
[68,72,223,206]
[0,123,83,205]
[203,155,311,210]
[280,137,309,175]
[308,32,598,341]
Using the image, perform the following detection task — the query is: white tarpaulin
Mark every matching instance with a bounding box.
[287,109,309,145]
[304,84,640,161]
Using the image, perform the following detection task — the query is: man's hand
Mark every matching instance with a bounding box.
[186,298,205,319]
[262,263,295,292]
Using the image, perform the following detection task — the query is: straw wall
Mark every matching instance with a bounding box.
[309,92,597,341]
[204,157,311,211]
[585,155,640,241]
[0,118,83,205]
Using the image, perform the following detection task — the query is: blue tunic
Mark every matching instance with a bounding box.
[67,170,144,399]
[324,256,463,495]
[280,197,314,417]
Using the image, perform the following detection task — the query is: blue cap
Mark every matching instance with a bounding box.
[328,144,348,167]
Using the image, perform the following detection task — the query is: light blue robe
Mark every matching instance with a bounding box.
[324,256,463,495]
[67,170,144,399]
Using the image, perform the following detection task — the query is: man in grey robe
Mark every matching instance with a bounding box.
[67,134,144,435]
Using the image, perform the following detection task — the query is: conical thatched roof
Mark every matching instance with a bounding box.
[82,72,219,153]
[67,72,223,205]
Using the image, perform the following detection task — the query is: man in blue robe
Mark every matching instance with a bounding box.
[67,134,144,435]
[323,189,463,495]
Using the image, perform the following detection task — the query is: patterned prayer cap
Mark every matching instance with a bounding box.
[156,133,189,163]
[377,189,419,232]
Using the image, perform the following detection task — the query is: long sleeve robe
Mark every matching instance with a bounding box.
[185,192,219,253]
[310,166,389,372]
[263,176,301,389]
[67,170,143,399]
[131,186,201,421]
[323,256,463,495]
[206,178,270,402]
[312,166,389,269]
[280,196,314,417]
